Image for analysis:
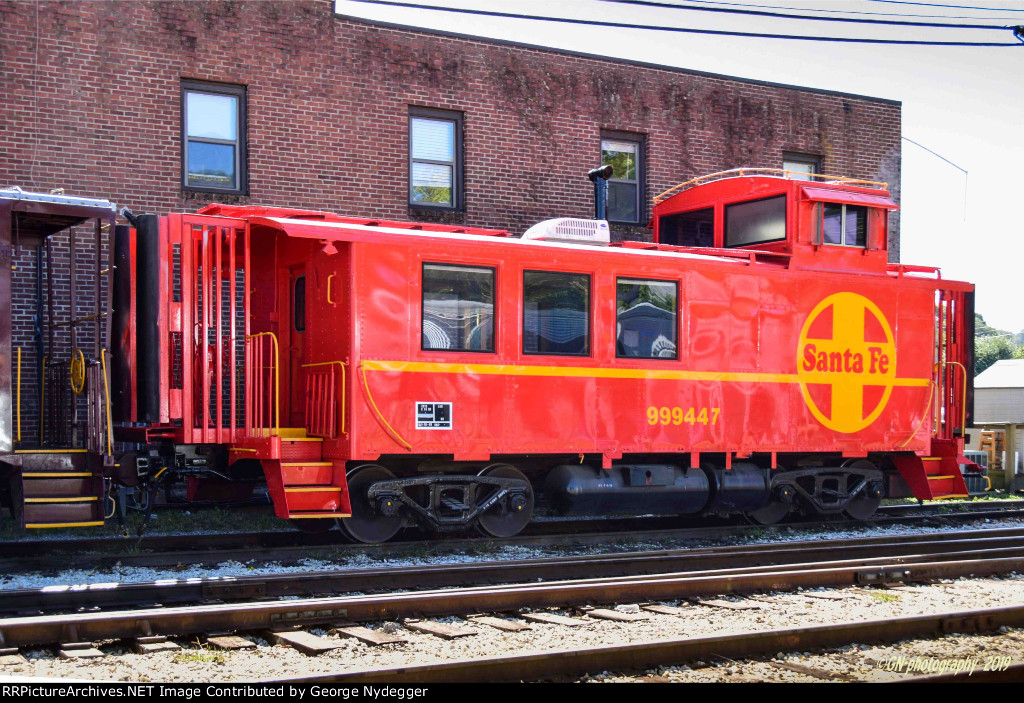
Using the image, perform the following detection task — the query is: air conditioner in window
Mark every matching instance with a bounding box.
[522,218,610,246]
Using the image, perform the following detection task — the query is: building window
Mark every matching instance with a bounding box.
[523,271,590,356]
[409,107,463,209]
[181,81,247,193]
[601,132,644,223]
[783,153,821,182]
[822,203,867,247]
[422,264,495,352]
[725,196,787,248]
[616,278,678,359]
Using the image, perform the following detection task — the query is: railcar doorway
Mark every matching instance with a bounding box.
[284,265,307,429]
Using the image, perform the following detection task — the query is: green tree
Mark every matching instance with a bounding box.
[976,336,1017,376]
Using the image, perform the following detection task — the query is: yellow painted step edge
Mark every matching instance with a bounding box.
[281,462,333,467]
[25,496,99,503]
[23,472,94,478]
[26,521,105,528]
[285,486,342,493]
[288,513,352,519]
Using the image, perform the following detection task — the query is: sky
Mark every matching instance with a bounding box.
[336,0,1024,333]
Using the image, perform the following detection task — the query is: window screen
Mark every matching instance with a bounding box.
[725,196,786,247]
[422,264,495,352]
[617,278,678,359]
[523,271,590,356]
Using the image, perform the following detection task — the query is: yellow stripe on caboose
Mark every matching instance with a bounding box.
[360,359,930,387]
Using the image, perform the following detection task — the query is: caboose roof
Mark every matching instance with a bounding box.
[248,215,747,266]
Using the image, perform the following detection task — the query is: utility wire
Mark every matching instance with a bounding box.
[636,0,1022,21]
[601,0,1011,29]
[868,0,1024,12]
[345,0,1024,45]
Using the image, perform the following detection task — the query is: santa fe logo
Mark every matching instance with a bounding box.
[797,292,896,434]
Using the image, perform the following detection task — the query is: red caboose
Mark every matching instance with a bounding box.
[102,168,974,541]
[1,169,976,539]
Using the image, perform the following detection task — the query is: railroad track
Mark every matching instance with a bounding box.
[2,500,1022,572]
[5,525,1024,615]
[268,606,1024,683]
[2,525,1024,655]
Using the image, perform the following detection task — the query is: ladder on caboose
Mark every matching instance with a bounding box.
[893,286,976,501]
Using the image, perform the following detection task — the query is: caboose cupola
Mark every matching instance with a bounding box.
[652,169,898,274]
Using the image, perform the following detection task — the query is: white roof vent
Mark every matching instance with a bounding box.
[522,218,610,246]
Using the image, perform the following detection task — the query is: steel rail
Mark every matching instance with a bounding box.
[268,605,1024,683]
[5,527,1024,614]
[2,502,1022,572]
[2,552,1024,648]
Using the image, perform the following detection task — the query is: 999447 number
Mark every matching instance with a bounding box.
[647,406,720,426]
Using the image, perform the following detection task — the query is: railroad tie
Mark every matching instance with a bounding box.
[691,598,761,611]
[521,612,587,627]
[468,616,531,632]
[129,636,181,655]
[332,622,407,646]
[264,630,343,656]
[641,603,692,616]
[402,620,477,639]
[588,608,648,623]
[205,635,257,651]
[57,642,105,659]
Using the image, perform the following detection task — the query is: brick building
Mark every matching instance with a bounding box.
[0,0,902,441]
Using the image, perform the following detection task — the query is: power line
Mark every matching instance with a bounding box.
[642,0,1023,21]
[868,0,1024,11]
[344,0,1024,45]
[601,0,1011,29]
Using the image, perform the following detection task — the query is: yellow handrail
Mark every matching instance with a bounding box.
[16,347,21,443]
[932,361,968,439]
[302,360,347,435]
[100,349,114,455]
[246,332,280,437]
[653,168,889,203]
[359,365,411,450]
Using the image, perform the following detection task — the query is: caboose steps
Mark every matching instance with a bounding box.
[893,439,971,502]
[253,431,351,519]
[8,451,106,529]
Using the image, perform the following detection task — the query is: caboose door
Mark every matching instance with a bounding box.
[286,264,307,428]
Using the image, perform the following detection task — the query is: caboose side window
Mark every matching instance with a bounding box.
[616,278,678,360]
[822,203,867,247]
[724,195,786,248]
[523,271,590,357]
[421,264,495,352]
[293,275,306,332]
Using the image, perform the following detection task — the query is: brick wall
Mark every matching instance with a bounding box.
[0,0,902,441]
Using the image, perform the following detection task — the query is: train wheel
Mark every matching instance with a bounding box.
[748,499,790,525]
[843,460,882,520]
[339,464,403,544]
[476,464,534,538]
[290,518,336,533]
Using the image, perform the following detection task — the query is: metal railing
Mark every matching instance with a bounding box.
[245,332,280,438]
[302,361,347,439]
[654,168,889,204]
